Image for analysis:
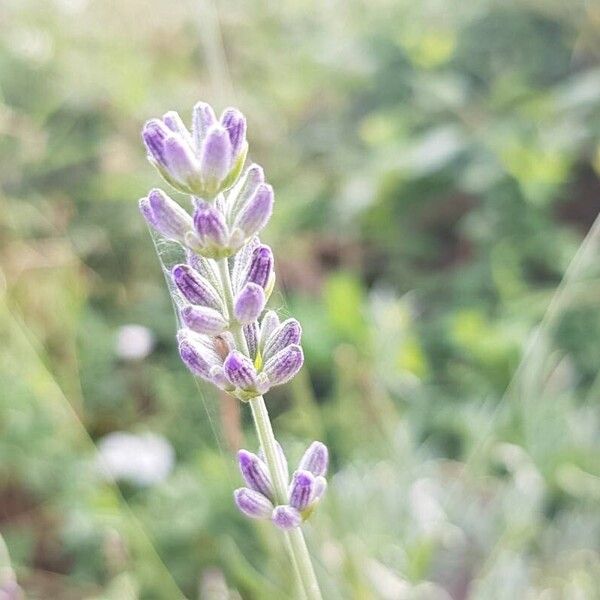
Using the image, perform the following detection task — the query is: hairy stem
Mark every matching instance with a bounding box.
[216,258,322,600]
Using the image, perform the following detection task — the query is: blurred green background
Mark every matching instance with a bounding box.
[1,0,600,598]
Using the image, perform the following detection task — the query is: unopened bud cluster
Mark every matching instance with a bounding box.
[140,102,303,400]
[139,101,328,529]
[234,442,328,530]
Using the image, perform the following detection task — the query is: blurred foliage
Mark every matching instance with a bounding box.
[1,0,600,598]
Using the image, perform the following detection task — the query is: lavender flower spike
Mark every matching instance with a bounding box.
[234,488,273,519]
[237,449,274,500]
[299,441,329,477]
[272,505,302,530]
[141,100,325,597]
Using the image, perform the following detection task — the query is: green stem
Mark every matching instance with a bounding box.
[215,258,322,600]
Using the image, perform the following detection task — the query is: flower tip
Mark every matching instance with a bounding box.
[272,505,302,530]
[299,441,329,477]
[234,487,273,519]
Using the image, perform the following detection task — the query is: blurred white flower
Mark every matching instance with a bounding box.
[410,478,446,535]
[115,324,155,360]
[97,431,174,486]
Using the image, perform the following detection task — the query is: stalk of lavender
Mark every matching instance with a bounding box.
[139,102,326,599]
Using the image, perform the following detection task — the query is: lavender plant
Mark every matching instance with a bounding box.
[140,102,326,598]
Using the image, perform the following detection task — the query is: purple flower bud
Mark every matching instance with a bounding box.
[162,111,193,144]
[263,319,302,362]
[234,488,273,519]
[172,264,222,309]
[224,350,258,389]
[227,164,265,221]
[178,331,222,379]
[138,189,193,243]
[200,125,232,195]
[289,470,316,511]
[181,305,228,336]
[233,183,274,238]
[220,107,247,158]
[237,449,274,499]
[299,441,329,477]
[259,311,281,354]
[192,101,217,148]
[244,322,259,360]
[232,237,260,290]
[142,119,171,167]
[234,282,265,324]
[263,344,303,387]
[163,135,200,185]
[186,250,221,290]
[272,505,302,530]
[193,202,229,249]
[208,365,232,391]
[313,475,327,501]
[245,244,274,289]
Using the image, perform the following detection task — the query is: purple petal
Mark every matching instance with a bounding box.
[232,237,260,292]
[245,244,274,289]
[244,322,259,360]
[186,250,221,290]
[181,305,228,336]
[263,344,303,387]
[193,202,229,248]
[234,282,265,324]
[209,365,232,391]
[224,350,258,389]
[271,505,302,530]
[177,331,222,379]
[227,164,265,221]
[234,488,273,519]
[200,125,232,193]
[142,119,170,166]
[289,470,315,511]
[237,449,274,499]
[259,311,281,354]
[298,441,329,477]
[263,319,302,362]
[233,183,274,238]
[139,197,156,225]
[220,107,247,157]
[192,101,217,148]
[313,476,327,501]
[163,135,199,184]
[162,111,193,144]
[139,188,193,242]
[172,264,222,309]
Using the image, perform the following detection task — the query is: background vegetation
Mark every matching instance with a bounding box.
[1,0,600,597]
